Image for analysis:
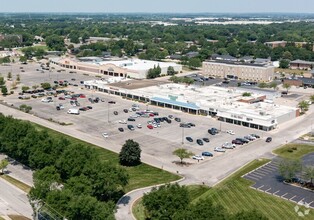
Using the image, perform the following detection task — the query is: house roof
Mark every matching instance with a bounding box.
[299,77,314,85]
[290,59,314,65]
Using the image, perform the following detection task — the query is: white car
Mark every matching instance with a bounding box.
[119,120,127,124]
[102,133,109,138]
[137,124,142,128]
[58,104,65,110]
[192,155,204,160]
[227,130,235,135]
[153,124,157,128]
[222,142,236,149]
[214,147,226,152]
[41,98,52,103]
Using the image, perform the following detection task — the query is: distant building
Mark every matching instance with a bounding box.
[50,57,182,79]
[264,41,287,48]
[283,78,314,88]
[185,51,199,58]
[0,33,23,44]
[290,59,314,70]
[202,55,274,81]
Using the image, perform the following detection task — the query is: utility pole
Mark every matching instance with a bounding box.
[181,126,184,146]
[107,102,110,123]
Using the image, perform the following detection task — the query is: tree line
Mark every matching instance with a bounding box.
[0,114,129,219]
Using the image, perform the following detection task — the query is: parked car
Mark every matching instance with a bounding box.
[118,128,124,132]
[114,111,118,115]
[202,138,210,143]
[202,152,213,157]
[192,155,204,160]
[196,139,204,146]
[208,128,219,135]
[58,97,65,100]
[187,123,195,127]
[214,147,226,152]
[137,124,142,128]
[119,120,127,124]
[236,138,249,144]
[147,124,153,129]
[186,137,193,142]
[168,115,174,119]
[222,142,235,149]
[102,133,109,138]
[175,117,181,122]
[232,140,244,145]
[128,118,136,121]
[128,125,135,131]
[227,130,235,135]
[123,109,128,113]
[244,135,256,141]
[266,137,272,142]
[86,106,92,109]
[108,101,116,104]
[250,134,260,138]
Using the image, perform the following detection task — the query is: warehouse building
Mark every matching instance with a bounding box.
[50,57,182,79]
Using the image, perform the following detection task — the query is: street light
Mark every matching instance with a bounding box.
[107,102,110,123]
[181,126,185,145]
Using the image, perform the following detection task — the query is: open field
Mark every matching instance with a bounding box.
[273,143,314,159]
[32,124,180,192]
[0,175,31,193]
[134,159,314,220]
[275,68,308,75]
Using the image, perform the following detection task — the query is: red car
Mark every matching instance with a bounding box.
[58,97,65,100]
[147,124,153,129]
[149,113,155,117]
[70,97,77,100]
[80,94,86,98]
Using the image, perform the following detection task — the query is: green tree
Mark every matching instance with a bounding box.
[0,77,5,87]
[173,148,194,164]
[282,51,293,60]
[21,86,30,92]
[302,166,314,184]
[283,83,291,93]
[19,56,27,63]
[242,92,251,97]
[142,184,189,219]
[41,82,51,90]
[279,59,290,69]
[188,58,201,69]
[167,66,176,75]
[19,104,32,113]
[1,86,8,95]
[45,35,65,51]
[119,139,141,166]
[0,159,9,174]
[310,95,314,103]
[298,100,310,113]
[269,81,278,90]
[279,159,302,182]
[258,82,268,88]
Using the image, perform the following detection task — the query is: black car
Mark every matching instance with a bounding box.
[196,139,204,146]
[266,137,272,143]
[203,138,210,143]
[127,125,135,130]
[236,138,249,144]
[123,109,128,113]
[114,111,118,115]
[108,101,116,104]
[208,128,219,135]
[187,123,196,127]
[118,127,124,132]
[175,117,181,122]
[186,137,193,142]
[232,140,244,145]
[128,118,135,121]
[87,106,92,109]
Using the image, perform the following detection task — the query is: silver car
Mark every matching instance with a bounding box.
[214,147,226,152]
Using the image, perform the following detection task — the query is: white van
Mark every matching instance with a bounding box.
[67,108,80,115]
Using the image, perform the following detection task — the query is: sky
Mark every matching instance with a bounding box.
[0,0,314,13]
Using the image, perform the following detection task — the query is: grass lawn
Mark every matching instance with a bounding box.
[275,68,306,75]
[32,124,180,192]
[0,175,31,193]
[273,143,314,159]
[134,159,314,220]
[133,185,209,220]
[195,159,314,220]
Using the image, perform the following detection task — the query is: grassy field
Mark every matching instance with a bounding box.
[0,175,31,193]
[275,68,307,75]
[133,159,314,220]
[133,185,209,220]
[32,124,180,192]
[273,143,314,159]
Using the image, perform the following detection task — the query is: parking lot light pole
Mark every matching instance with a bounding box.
[181,126,184,145]
[107,102,110,123]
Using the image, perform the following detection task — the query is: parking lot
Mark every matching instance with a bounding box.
[243,159,314,208]
[0,62,272,169]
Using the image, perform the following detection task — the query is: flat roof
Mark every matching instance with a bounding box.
[151,97,200,110]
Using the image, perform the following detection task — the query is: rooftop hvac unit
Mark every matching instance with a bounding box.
[259,111,266,116]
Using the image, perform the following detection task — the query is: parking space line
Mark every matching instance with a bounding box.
[261,166,277,172]
[281,193,288,198]
[249,173,264,178]
[290,195,297,201]
[258,185,264,189]
[273,190,280,195]
[245,176,260,181]
[266,164,279,168]
[254,170,270,175]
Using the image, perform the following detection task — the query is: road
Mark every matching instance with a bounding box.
[0,178,33,219]
[0,104,313,220]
